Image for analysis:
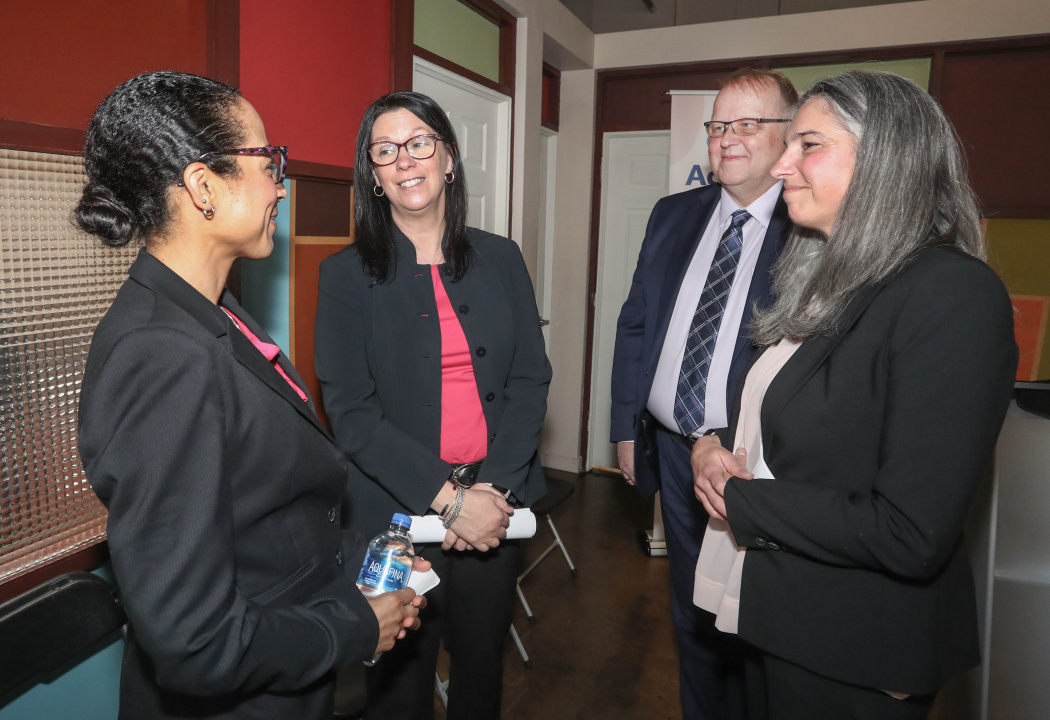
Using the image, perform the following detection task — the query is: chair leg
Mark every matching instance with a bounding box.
[516,582,536,623]
[546,516,577,575]
[435,672,448,707]
[509,623,532,668]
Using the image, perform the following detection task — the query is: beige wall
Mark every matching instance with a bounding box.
[499,0,1050,473]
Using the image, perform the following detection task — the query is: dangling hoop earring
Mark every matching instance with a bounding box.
[444,172,455,185]
[373,184,385,197]
[202,204,215,219]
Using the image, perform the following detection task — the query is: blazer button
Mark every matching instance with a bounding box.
[458,304,469,315]
[335,550,343,566]
[476,346,487,357]
[485,392,496,402]
[754,538,767,548]
[767,541,781,551]
[327,508,337,523]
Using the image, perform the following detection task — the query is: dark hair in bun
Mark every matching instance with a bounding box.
[75,71,245,247]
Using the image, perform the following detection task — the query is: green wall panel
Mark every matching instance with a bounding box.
[776,58,932,93]
[415,0,500,83]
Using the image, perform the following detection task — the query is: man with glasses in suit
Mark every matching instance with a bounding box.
[610,68,797,720]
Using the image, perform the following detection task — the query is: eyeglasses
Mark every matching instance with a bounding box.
[198,146,288,184]
[367,134,443,166]
[703,118,790,138]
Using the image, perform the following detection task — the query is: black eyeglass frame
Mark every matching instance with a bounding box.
[177,145,289,186]
[703,118,791,138]
[367,134,444,166]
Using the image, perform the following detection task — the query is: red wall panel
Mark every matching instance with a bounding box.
[240,0,390,169]
[0,0,207,130]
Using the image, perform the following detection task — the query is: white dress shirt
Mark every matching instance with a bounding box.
[647,181,783,436]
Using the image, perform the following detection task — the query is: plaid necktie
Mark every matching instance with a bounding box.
[673,209,751,436]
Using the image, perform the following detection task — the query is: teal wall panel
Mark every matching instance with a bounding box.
[239,185,292,354]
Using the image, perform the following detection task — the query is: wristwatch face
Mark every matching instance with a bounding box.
[451,465,476,487]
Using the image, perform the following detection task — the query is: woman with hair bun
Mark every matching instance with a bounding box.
[76,71,427,719]
[690,71,1017,718]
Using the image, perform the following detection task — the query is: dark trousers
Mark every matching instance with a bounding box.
[745,649,935,720]
[364,540,521,720]
[656,428,747,720]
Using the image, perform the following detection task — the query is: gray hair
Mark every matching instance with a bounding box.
[750,71,985,345]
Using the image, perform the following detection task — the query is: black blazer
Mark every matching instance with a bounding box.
[610,184,790,497]
[78,250,378,720]
[724,247,1018,694]
[315,227,551,540]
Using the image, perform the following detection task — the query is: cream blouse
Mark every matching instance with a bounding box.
[692,338,801,634]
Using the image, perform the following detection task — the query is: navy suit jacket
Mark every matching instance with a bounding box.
[610,183,790,497]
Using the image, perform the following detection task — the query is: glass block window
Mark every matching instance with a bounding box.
[0,149,139,586]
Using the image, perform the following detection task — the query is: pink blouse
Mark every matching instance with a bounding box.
[430,265,488,464]
[222,306,308,402]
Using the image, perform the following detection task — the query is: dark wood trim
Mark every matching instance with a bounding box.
[286,158,354,184]
[458,0,516,27]
[542,62,561,132]
[412,46,513,97]
[498,21,516,94]
[391,0,415,92]
[0,119,85,155]
[206,0,239,87]
[0,542,110,605]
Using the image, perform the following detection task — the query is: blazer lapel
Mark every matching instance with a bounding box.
[759,280,887,447]
[220,291,332,439]
[648,189,719,370]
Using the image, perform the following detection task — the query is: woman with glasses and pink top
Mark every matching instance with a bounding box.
[76,71,427,719]
[315,91,551,720]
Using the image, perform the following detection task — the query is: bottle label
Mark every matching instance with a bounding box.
[357,549,412,594]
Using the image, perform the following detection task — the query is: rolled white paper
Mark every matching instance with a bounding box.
[407,508,537,544]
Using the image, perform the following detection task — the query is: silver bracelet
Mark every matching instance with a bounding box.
[442,487,466,529]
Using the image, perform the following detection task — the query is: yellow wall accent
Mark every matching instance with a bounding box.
[415,0,500,83]
[986,219,1050,380]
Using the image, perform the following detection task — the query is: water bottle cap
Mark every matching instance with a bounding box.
[391,513,412,529]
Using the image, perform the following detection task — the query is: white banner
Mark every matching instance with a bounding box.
[668,90,719,195]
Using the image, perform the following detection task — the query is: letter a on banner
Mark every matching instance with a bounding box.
[668,90,719,195]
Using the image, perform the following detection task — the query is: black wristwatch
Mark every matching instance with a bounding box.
[449,461,482,489]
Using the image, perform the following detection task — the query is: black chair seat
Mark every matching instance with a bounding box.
[0,571,126,699]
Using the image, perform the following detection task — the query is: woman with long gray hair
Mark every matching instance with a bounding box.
[690,71,1017,718]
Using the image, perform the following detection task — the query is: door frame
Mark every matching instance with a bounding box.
[586,129,670,470]
[413,56,512,238]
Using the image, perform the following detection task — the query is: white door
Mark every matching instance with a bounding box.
[413,56,512,237]
[587,130,670,471]
[537,128,557,349]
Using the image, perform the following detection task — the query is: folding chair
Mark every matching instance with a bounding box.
[516,476,577,623]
